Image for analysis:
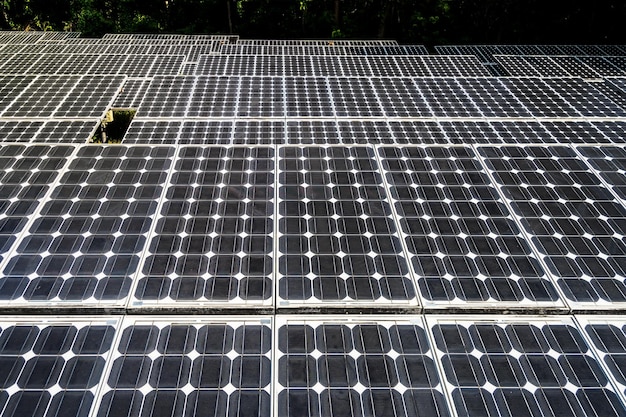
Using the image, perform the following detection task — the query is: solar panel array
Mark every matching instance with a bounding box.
[3,31,626,417]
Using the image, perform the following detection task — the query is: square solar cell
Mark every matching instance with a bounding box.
[428,316,626,417]
[0,316,119,417]
[275,316,451,417]
[478,145,626,308]
[133,146,273,307]
[286,121,340,145]
[94,316,272,417]
[277,146,416,308]
[380,146,562,309]
[1,145,174,306]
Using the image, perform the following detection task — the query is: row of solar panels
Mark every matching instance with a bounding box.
[436,44,626,61]
[122,119,626,146]
[218,44,429,56]
[4,75,625,122]
[2,119,626,146]
[0,53,490,77]
[496,55,626,78]
[2,143,626,311]
[1,314,626,417]
[191,55,489,76]
[0,54,185,77]
[0,75,124,119]
[131,76,625,119]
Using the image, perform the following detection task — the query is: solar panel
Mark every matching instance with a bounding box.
[478,145,626,308]
[428,315,626,417]
[0,121,44,142]
[328,78,384,117]
[285,77,333,117]
[0,144,74,269]
[388,121,447,144]
[275,315,451,417]
[277,146,416,308]
[233,121,285,145]
[380,146,563,309]
[0,316,119,417]
[123,120,183,145]
[371,78,432,117]
[578,146,626,202]
[34,120,99,144]
[336,120,394,144]
[0,145,173,307]
[112,79,151,109]
[579,315,626,405]
[286,120,340,145]
[93,316,272,417]
[133,146,274,308]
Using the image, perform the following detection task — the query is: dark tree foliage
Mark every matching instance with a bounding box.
[0,0,625,45]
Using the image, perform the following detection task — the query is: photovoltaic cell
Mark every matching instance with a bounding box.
[379,146,561,309]
[134,147,273,307]
[0,317,119,417]
[478,146,626,308]
[94,317,272,417]
[277,146,415,308]
[275,316,451,417]
[428,316,626,417]
[0,146,173,306]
